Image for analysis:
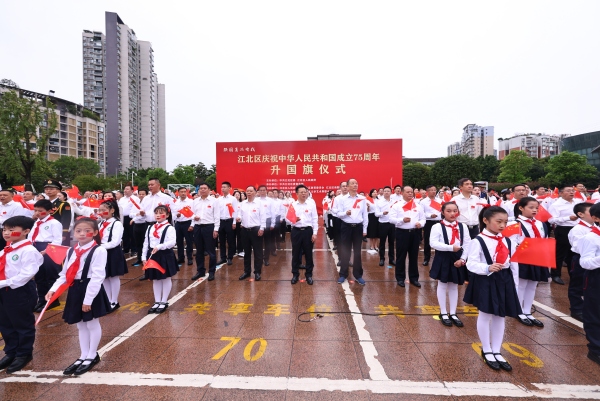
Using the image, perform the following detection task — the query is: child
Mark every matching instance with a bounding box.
[29,199,64,312]
[429,202,471,327]
[46,218,110,375]
[511,197,549,327]
[0,216,43,373]
[464,206,521,371]
[98,200,128,313]
[141,205,178,314]
[578,203,600,366]
[568,203,594,322]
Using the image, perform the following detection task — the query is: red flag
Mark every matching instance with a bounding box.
[415,192,422,199]
[130,197,141,209]
[429,200,441,212]
[322,202,329,211]
[180,206,194,218]
[511,238,556,268]
[143,259,166,274]
[45,244,69,265]
[443,192,452,204]
[574,191,585,200]
[352,199,362,208]
[133,186,139,192]
[402,199,414,211]
[536,205,553,223]
[13,194,34,210]
[226,203,235,217]
[12,185,25,192]
[366,195,374,203]
[508,194,514,200]
[66,185,81,200]
[551,187,559,199]
[286,204,298,223]
[586,198,596,204]
[83,198,101,208]
[503,223,522,237]
[495,198,503,206]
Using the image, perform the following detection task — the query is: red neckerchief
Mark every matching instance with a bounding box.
[31,216,54,242]
[153,222,166,238]
[480,233,509,264]
[441,221,460,244]
[525,218,542,238]
[99,221,111,239]
[0,241,33,280]
[579,221,593,228]
[591,226,600,236]
[65,245,89,286]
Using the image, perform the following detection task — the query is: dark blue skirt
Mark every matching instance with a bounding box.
[518,263,550,282]
[144,248,179,280]
[463,268,522,318]
[106,246,129,277]
[62,280,111,324]
[429,250,467,285]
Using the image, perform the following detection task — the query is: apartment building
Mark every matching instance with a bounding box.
[497,133,569,160]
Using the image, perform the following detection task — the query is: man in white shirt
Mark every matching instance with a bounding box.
[549,185,582,285]
[129,189,148,269]
[217,181,238,265]
[451,178,482,239]
[118,185,139,256]
[391,185,403,202]
[236,186,266,281]
[331,182,348,253]
[502,184,528,221]
[172,187,194,266]
[288,185,318,285]
[191,183,220,281]
[0,188,29,249]
[420,184,442,266]
[257,185,278,266]
[138,178,174,224]
[375,186,396,267]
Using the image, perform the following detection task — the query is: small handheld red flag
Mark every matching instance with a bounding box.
[13,194,34,210]
[429,200,441,212]
[503,223,522,237]
[511,238,556,268]
[402,199,414,211]
[551,187,559,199]
[83,198,101,208]
[286,204,297,223]
[133,186,139,192]
[415,192,422,199]
[45,244,70,265]
[574,191,585,200]
[66,185,81,200]
[443,192,452,204]
[143,259,166,274]
[180,206,194,218]
[226,203,235,217]
[12,185,25,192]
[352,199,362,208]
[536,205,552,223]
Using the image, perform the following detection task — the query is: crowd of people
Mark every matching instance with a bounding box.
[0,177,598,376]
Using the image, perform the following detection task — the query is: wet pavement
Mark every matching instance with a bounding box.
[1,220,599,400]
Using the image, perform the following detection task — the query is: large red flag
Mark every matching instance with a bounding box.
[45,244,69,265]
[66,185,81,200]
[511,238,556,268]
[13,194,34,210]
[503,223,522,237]
[402,199,415,211]
[429,200,441,212]
[536,205,553,223]
[143,259,166,274]
[286,203,297,223]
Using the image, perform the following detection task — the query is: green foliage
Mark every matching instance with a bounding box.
[497,151,533,184]
[171,164,195,185]
[402,163,431,189]
[528,157,550,182]
[430,155,481,187]
[82,109,100,121]
[145,168,172,187]
[52,156,100,183]
[544,151,598,186]
[476,155,500,182]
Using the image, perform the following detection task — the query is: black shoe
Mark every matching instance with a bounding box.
[254,273,261,281]
[239,273,251,280]
[517,316,533,326]
[571,312,584,322]
[156,302,169,314]
[588,351,600,366]
[148,303,160,314]
[423,260,429,266]
[63,359,84,375]
[204,251,208,256]
[47,300,60,310]
[300,265,306,269]
[526,316,544,327]
[552,276,565,285]
[306,276,314,285]
[362,238,367,242]
[397,281,405,287]
[217,259,227,265]
[264,260,270,266]
[187,260,193,265]
[207,273,215,281]
[177,260,185,264]
[139,276,148,281]
[389,260,396,266]
[227,259,233,265]
[6,355,33,373]
[0,355,15,370]
[74,353,100,375]
[336,261,341,267]
[111,302,121,313]
[493,353,512,371]
[440,314,452,327]
[291,275,299,284]
[332,246,337,251]
[379,259,384,266]
[191,272,203,281]
[449,314,464,327]
[33,302,44,313]
[481,351,500,370]
[271,251,277,257]
[410,280,421,288]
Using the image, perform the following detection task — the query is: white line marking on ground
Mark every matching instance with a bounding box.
[326,235,389,381]
[5,371,600,398]
[126,256,136,261]
[533,300,583,329]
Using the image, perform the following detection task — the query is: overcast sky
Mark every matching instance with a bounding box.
[2,1,599,170]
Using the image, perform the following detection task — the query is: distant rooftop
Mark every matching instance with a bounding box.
[307,133,361,141]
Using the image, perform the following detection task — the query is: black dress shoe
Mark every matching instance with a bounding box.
[449,314,464,327]
[493,353,512,371]
[397,280,405,287]
[264,260,270,266]
[63,359,84,375]
[156,303,169,314]
[271,251,277,257]
[306,276,313,285]
[207,273,215,281]
[389,260,396,266]
[47,300,61,310]
[6,355,33,373]
[217,259,227,265]
[0,355,15,370]
[571,312,584,322]
[139,276,148,281]
[148,303,160,314]
[336,261,341,267]
[517,316,533,326]
[588,351,600,366]
[254,273,261,281]
[111,302,121,313]
[440,314,452,327]
[177,260,185,264]
[332,246,337,250]
[187,260,193,265]
[526,316,544,327]
[227,259,233,265]
[410,280,421,288]
[291,275,299,284]
[379,259,384,266]
[552,276,565,285]
[422,260,429,266]
[481,351,500,370]
[239,273,251,280]
[191,272,203,281]
[33,302,45,313]
[74,353,100,375]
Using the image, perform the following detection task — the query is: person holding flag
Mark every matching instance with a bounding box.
[568,202,594,322]
[389,186,426,288]
[129,189,148,269]
[118,185,139,257]
[451,178,483,240]
[217,182,238,266]
[420,184,442,267]
[375,186,396,267]
[288,185,318,285]
[190,183,220,281]
[236,186,267,281]
[0,216,43,373]
[172,187,194,266]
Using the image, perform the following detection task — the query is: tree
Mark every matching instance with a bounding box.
[145,168,172,187]
[205,164,217,190]
[545,151,598,186]
[476,155,500,182]
[0,90,58,184]
[171,164,195,185]
[430,155,481,187]
[497,151,533,184]
[528,157,550,182]
[402,163,431,189]
[52,156,100,183]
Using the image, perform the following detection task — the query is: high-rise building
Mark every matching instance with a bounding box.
[446,124,494,157]
[83,12,166,175]
[497,133,569,160]
[157,83,166,169]
[447,142,461,156]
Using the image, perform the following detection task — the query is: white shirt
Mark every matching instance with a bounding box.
[119,195,140,219]
[374,197,396,223]
[142,223,176,261]
[333,194,369,233]
[389,199,426,229]
[0,239,42,289]
[50,241,107,305]
[217,194,238,220]
[466,229,518,287]
[420,197,442,221]
[569,220,594,254]
[191,196,220,230]
[579,231,600,271]
[501,199,519,221]
[288,200,318,231]
[0,201,28,227]
[28,215,63,244]
[366,197,376,214]
[548,198,582,227]
[592,192,600,200]
[272,197,282,218]
[430,220,472,255]
[508,216,547,245]
[172,198,194,223]
[390,193,403,202]
[257,196,277,227]
[139,192,174,223]
[238,199,267,230]
[451,194,482,226]
[99,217,123,250]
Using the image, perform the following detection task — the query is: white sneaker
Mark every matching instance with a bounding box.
[238,252,245,257]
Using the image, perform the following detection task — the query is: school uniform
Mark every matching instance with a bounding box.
[429,220,471,285]
[141,223,178,280]
[578,229,600,361]
[501,199,519,222]
[549,197,583,279]
[172,197,194,263]
[50,242,110,324]
[464,229,522,318]
[99,218,128,277]
[0,239,43,358]
[191,196,220,276]
[420,196,443,264]
[333,194,368,280]
[237,199,267,276]
[0,201,29,249]
[568,220,593,317]
[389,199,425,284]
[288,200,318,280]
[217,194,238,262]
[375,197,396,264]
[28,215,63,305]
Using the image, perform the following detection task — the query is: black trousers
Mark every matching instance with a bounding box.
[467,225,480,239]
[175,220,194,262]
[235,222,243,253]
[554,226,574,278]
[123,216,133,253]
[339,222,364,279]
[219,218,236,260]
[332,216,342,247]
[133,222,148,263]
[423,220,438,261]
[0,281,37,357]
[292,227,314,276]
[263,218,274,262]
[242,227,263,274]
[584,268,600,355]
[194,224,216,275]
[0,236,5,249]
[279,218,287,245]
[378,222,395,262]
[569,254,585,313]
[395,228,422,282]
[33,242,60,303]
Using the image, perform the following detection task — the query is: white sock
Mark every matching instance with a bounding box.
[448,283,459,315]
[77,321,90,360]
[523,280,538,316]
[84,318,102,362]
[518,278,528,308]
[108,277,121,304]
[491,315,506,359]
[437,282,448,315]
[161,278,172,303]
[152,280,162,303]
[102,279,112,304]
[477,312,495,361]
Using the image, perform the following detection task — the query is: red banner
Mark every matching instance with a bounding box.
[216,139,403,213]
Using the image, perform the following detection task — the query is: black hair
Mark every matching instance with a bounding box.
[590,203,600,219]
[222,181,232,187]
[393,185,401,190]
[340,181,347,187]
[457,178,472,188]
[558,184,572,191]
[258,185,267,190]
[138,188,148,195]
[532,185,543,191]
[425,184,436,191]
[441,201,458,218]
[124,185,133,191]
[246,185,257,192]
[73,217,102,244]
[198,182,210,189]
[401,185,413,192]
[574,202,592,217]
[100,199,121,220]
[479,206,508,231]
[34,199,54,211]
[154,205,173,225]
[346,178,357,185]
[369,188,377,197]
[148,177,160,184]
[295,184,308,193]
[512,183,527,192]
[60,191,69,200]
[514,196,538,219]
[383,186,392,191]
[3,216,34,231]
